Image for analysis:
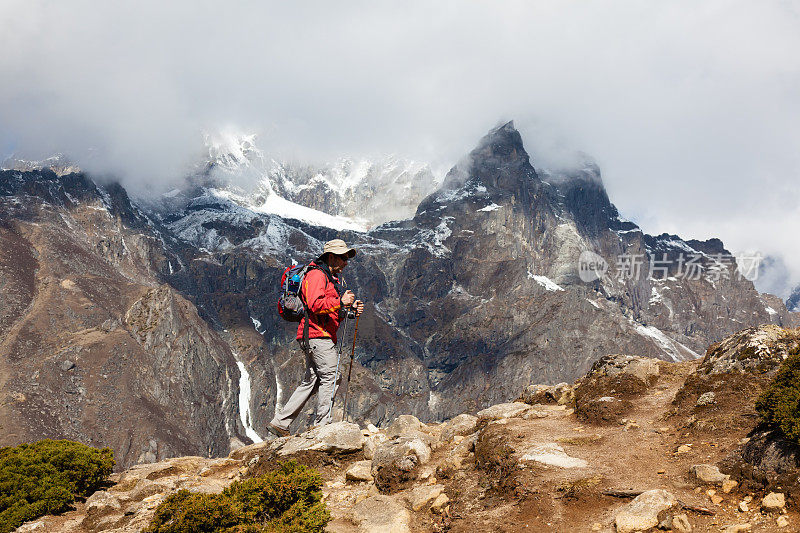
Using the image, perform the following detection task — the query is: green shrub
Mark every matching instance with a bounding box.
[145,461,330,533]
[0,439,115,533]
[756,347,800,444]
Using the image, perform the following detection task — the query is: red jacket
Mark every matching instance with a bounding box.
[296,264,344,344]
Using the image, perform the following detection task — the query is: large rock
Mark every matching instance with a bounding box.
[83,490,123,531]
[587,354,660,384]
[371,438,431,493]
[346,460,374,482]
[232,422,365,462]
[614,489,677,533]
[519,443,588,469]
[690,464,730,485]
[364,433,389,460]
[476,402,534,423]
[521,382,575,406]
[404,484,444,511]
[351,495,411,533]
[761,492,786,511]
[441,414,478,441]
[699,325,794,375]
[386,415,424,438]
[275,422,365,456]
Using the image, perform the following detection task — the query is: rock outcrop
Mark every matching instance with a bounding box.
[0,172,243,468]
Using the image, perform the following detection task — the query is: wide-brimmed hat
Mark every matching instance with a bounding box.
[320,239,356,259]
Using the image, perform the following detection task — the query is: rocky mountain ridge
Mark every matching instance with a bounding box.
[1,122,797,471]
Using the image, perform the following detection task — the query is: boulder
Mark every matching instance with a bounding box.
[273,422,366,457]
[371,438,431,493]
[386,415,438,444]
[519,443,588,469]
[83,490,123,531]
[441,414,478,441]
[346,460,374,482]
[230,422,365,462]
[690,464,730,485]
[364,433,388,460]
[699,325,793,375]
[587,354,660,384]
[116,456,206,488]
[476,402,533,423]
[738,501,749,512]
[521,382,575,406]
[430,493,450,514]
[761,492,785,511]
[198,457,240,478]
[404,484,444,511]
[722,479,738,493]
[351,494,411,533]
[386,415,424,438]
[614,489,677,533]
[119,478,173,503]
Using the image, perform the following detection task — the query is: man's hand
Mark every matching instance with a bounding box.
[353,300,364,317]
[341,290,355,307]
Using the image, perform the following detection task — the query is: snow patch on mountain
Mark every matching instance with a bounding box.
[234,355,262,444]
[529,272,565,292]
[631,321,700,362]
[414,217,454,257]
[240,190,367,232]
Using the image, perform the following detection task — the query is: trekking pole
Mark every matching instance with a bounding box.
[328,313,348,424]
[341,313,360,422]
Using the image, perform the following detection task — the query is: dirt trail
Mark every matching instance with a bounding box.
[448,360,795,532]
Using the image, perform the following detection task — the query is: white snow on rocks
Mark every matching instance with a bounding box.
[214,187,368,233]
[234,356,263,444]
[415,217,453,257]
[250,316,265,334]
[477,203,501,212]
[529,273,565,292]
[632,322,700,362]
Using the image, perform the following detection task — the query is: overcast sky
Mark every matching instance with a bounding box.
[2,1,799,294]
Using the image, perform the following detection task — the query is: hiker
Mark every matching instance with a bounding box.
[268,239,364,437]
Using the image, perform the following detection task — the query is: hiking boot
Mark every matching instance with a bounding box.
[267,423,290,438]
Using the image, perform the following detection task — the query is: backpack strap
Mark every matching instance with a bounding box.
[299,263,343,351]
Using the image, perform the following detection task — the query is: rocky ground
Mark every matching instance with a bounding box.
[13,325,800,533]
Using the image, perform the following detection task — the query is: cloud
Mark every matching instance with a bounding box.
[2,1,800,286]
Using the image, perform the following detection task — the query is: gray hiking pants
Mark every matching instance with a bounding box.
[270,338,340,430]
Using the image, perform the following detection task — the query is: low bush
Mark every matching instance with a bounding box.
[0,439,115,533]
[755,346,800,444]
[145,460,329,533]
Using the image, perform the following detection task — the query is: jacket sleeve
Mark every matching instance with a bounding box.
[302,270,341,315]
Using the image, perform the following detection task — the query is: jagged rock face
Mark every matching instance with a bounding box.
[787,284,800,312]
[698,325,799,375]
[0,170,245,469]
[3,120,799,450]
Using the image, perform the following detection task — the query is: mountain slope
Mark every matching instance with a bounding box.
[1,122,796,463]
[0,170,248,468]
[151,121,797,428]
